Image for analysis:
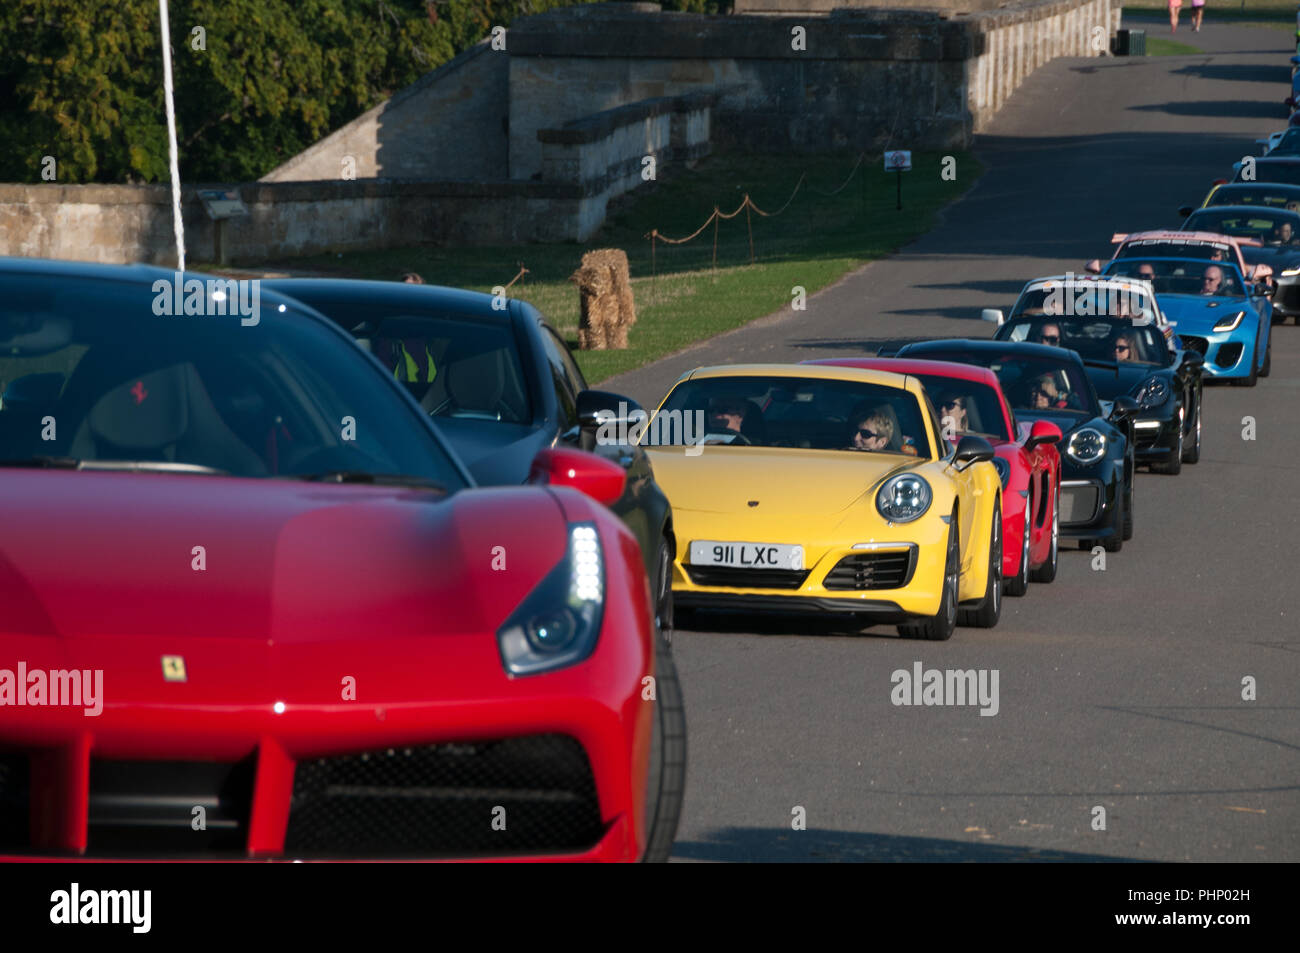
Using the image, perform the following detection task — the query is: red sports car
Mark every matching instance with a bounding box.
[0,257,684,862]
[805,358,1063,598]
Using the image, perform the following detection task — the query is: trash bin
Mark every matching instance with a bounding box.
[1112,29,1146,56]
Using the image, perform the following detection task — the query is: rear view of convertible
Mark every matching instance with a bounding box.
[0,258,683,862]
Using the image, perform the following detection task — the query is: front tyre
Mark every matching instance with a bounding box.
[898,516,958,642]
[958,502,1002,628]
[642,543,686,863]
[1004,505,1030,597]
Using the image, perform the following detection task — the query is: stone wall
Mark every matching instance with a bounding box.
[0,92,714,263]
[260,39,510,182]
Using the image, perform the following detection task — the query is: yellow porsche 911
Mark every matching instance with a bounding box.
[640,364,1004,640]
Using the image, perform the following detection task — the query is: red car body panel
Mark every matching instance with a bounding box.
[0,472,654,861]
[804,358,1062,581]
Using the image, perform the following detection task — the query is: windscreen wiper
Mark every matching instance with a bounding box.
[289,471,447,491]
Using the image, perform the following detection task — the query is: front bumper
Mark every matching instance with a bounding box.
[1058,473,1122,540]
[1273,276,1300,317]
[671,511,952,620]
[1131,412,1179,463]
[1177,327,1257,379]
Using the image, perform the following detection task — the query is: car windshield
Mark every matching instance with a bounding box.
[907,351,1100,417]
[0,272,468,488]
[1270,128,1300,156]
[998,318,1168,366]
[1206,184,1300,211]
[1116,239,1233,263]
[649,375,936,458]
[1010,283,1158,322]
[1104,258,1247,299]
[1233,161,1300,185]
[1184,209,1300,246]
[267,296,532,425]
[906,375,1010,442]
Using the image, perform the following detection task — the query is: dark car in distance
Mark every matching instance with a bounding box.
[896,340,1138,553]
[264,279,677,633]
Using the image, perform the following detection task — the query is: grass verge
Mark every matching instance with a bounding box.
[258,150,980,384]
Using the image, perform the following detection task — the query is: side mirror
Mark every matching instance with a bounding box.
[980,308,1005,325]
[1180,349,1205,368]
[952,434,996,468]
[1025,419,1063,450]
[1084,259,1103,274]
[1177,205,1193,218]
[529,447,626,505]
[0,371,64,411]
[576,389,644,433]
[1109,395,1139,422]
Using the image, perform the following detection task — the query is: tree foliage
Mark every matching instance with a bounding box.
[0,0,642,183]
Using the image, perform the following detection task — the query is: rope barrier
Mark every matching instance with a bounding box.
[644,152,871,272]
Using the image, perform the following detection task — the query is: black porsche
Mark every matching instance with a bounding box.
[896,340,1138,552]
[991,315,1204,476]
[264,278,677,630]
[1182,205,1300,323]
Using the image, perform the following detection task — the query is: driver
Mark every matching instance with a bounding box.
[850,407,895,452]
[1113,333,1136,362]
[1273,221,1294,245]
[1028,374,1068,410]
[1200,265,1224,296]
[1036,322,1063,347]
[707,397,748,435]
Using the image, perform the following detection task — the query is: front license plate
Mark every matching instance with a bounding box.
[689,541,805,571]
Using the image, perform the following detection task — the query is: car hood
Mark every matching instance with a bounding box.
[643,445,917,517]
[0,470,566,707]
[433,417,552,485]
[1012,410,1104,440]
[1159,294,1251,333]
[1240,245,1300,269]
[1084,363,1157,401]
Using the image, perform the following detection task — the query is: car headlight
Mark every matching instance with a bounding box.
[1133,377,1170,409]
[991,456,1010,488]
[1066,428,1107,466]
[876,474,932,523]
[1212,310,1245,332]
[496,523,603,676]
[1281,267,1300,277]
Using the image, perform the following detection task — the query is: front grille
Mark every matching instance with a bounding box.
[1135,431,1160,451]
[1181,335,1208,356]
[284,735,603,858]
[1277,283,1300,311]
[823,550,915,590]
[684,566,810,589]
[86,757,255,855]
[0,753,30,850]
[1215,342,1243,369]
[1060,484,1100,525]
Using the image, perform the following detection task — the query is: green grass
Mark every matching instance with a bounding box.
[1146,36,1205,54]
[258,150,980,384]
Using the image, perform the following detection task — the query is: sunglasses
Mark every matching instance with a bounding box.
[1114,344,1131,353]
[857,428,883,440]
[1039,335,1060,344]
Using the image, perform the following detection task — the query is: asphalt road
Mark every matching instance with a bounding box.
[605,21,1300,862]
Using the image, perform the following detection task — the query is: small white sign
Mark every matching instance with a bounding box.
[884,150,913,172]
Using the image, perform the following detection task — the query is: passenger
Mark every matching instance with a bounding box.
[937,392,969,437]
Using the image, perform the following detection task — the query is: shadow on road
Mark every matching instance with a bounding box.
[1171,62,1292,84]
[672,827,1143,862]
[1128,100,1285,119]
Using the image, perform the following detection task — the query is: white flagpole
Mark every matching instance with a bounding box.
[159,0,185,271]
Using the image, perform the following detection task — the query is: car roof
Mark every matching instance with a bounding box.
[900,338,1087,365]
[1116,230,1256,249]
[1022,274,1156,294]
[680,363,931,400]
[1211,181,1300,195]
[803,357,1002,388]
[261,278,516,326]
[1188,204,1300,220]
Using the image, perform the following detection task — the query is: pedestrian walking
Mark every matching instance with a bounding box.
[1169,0,1182,33]
[1191,0,1205,32]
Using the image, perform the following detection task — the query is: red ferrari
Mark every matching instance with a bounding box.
[0,258,684,862]
[805,358,1062,597]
